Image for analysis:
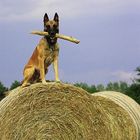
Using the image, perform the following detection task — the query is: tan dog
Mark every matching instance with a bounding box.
[22,13,60,87]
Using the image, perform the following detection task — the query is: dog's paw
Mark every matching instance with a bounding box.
[42,80,47,85]
[21,83,31,87]
[55,79,61,83]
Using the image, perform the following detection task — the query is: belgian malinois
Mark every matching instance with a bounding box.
[22,13,60,87]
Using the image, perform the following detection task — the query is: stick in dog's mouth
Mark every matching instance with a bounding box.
[31,31,80,44]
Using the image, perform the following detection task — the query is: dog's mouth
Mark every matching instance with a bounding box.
[49,31,54,37]
[50,36,55,40]
[45,30,57,44]
[49,35,56,44]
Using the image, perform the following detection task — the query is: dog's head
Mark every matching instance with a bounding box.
[43,13,59,45]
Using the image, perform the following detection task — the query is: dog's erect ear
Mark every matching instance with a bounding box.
[54,13,59,22]
[44,13,49,23]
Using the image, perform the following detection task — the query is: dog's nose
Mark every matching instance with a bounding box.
[50,32,55,36]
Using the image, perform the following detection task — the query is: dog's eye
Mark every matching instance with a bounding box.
[53,25,56,28]
[47,25,50,29]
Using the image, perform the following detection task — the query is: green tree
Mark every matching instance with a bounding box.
[96,84,105,91]
[74,82,90,92]
[10,80,21,90]
[105,81,129,94]
[74,82,97,93]
[89,85,98,93]
[106,82,115,91]
[119,81,129,93]
[125,66,140,104]
[127,84,140,104]
[0,81,8,100]
[134,66,140,84]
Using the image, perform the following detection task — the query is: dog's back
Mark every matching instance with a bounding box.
[24,38,47,70]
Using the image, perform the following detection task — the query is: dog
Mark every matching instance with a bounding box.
[22,13,60,87]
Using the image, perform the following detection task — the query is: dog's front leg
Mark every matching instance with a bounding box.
[39,57,47,84]
[53,56,60,82]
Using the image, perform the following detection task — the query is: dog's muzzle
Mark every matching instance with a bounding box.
[49,31,56,43]
[50,31,55,37]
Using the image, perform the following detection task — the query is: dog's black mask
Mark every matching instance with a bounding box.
[43,13,59,46]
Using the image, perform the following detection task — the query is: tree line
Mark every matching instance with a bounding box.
[74,81,140,104]
[74,67,140,104]
[0,67,140,104]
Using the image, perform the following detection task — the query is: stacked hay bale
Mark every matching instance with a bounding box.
[0,83,139,140]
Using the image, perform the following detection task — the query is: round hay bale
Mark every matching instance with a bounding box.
[0,83,139,140]
[93,91,140,140]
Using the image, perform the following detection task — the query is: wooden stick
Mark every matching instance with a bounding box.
[31,31,80,44]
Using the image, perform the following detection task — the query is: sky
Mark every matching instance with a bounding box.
[0,0,140,87]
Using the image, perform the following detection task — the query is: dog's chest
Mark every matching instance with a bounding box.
[39,38,59,66]
[44,48,55,66]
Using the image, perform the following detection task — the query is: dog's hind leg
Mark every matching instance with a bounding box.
[22,67,35,87]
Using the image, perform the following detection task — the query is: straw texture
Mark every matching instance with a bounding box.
[0,83,139,140]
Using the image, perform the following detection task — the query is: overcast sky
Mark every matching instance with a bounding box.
[0,0,140,87]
